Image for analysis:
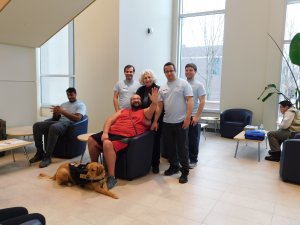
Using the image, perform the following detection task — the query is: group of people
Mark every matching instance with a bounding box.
[28,61,300,190]
[29,62,206,189]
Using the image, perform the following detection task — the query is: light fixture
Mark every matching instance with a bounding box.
[0,0,11,13]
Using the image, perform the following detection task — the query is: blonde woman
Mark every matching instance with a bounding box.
[136,70,163,174]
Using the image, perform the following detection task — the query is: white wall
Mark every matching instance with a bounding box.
[74,0,119,132]
[74,0,173,132]
[220,0,286,130]
[0,44,36,127]
[119,0,173,86]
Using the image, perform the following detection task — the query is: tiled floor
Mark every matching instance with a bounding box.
[1,133,300,225]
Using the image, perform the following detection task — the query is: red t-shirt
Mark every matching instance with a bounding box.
[109,109,150,151]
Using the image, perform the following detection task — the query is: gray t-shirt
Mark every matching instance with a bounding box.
[59,100,87,122]
[113,80,140,109]
[187,79,206,116]
[159,78,193,123]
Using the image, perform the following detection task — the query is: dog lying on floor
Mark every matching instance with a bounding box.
[39,162,118,199]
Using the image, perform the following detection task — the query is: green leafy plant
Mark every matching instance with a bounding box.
[257,33,300,110]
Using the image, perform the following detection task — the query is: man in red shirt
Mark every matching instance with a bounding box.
[88,88,158,189]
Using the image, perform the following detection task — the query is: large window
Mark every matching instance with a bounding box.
[279,1,300,105]
[40,22,74,106]
[178,0,226,111]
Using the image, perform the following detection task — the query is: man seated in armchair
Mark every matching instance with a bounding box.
[30,87,87,168]
[87,88,159,189]
[265,100,300,162]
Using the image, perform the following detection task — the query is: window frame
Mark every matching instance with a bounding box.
[177,0,225,112]
[39,21,75,108]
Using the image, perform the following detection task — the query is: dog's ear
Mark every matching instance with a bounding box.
[96,165,104,176]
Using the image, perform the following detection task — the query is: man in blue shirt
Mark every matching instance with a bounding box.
[30,88,87,168]
[185,63,206,168]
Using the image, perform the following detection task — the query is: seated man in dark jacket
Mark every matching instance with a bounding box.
[88,88,159,189]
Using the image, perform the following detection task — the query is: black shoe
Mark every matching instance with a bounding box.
[107,176,117,189]
[265,155,280,162]
[29,153,44,163]
[152,166,159,174]
[39,157,52,168]
[164,166,180,176]
[179,173,188,184]
[268,150,281,156]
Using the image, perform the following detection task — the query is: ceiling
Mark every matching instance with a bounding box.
[0,0,95,48]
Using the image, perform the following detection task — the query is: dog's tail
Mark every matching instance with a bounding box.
[38,173,56,180]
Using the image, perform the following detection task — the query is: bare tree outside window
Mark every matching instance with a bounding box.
[178,0,225,110]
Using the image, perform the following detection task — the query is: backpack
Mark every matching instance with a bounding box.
[245,130,265,141]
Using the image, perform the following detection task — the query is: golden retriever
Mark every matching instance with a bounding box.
[39,162,118,199]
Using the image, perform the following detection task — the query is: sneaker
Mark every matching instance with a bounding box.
[265,155,280,162]
[107,176,117,189]
[189,162,197,169]
[29,153,44,163]
[268,150,281,156]
[164,166,180,176]
[179,173,188,184]
[152,166,159,174]
[39,157,52,168]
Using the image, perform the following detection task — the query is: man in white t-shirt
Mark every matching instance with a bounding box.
[152,62,194,184]
[185,63,206,168]
[113,65,140,111]
[30,88,87,168]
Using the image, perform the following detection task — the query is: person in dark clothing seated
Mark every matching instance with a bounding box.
[0,207,46,225]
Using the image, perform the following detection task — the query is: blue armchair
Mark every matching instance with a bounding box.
[220,108,253,138]
[52,115,88,159]
[115,131,154,180]
[280,133,300,184]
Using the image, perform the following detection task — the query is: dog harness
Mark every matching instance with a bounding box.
[69,162,104,187]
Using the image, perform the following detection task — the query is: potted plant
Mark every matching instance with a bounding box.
[257,33,300,110]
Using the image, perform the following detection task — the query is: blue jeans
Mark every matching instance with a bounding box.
[188,122,201,163]
[33,119,71,157]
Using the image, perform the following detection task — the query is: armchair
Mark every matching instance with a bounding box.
[220,108,253,138]
[52,115,88,159]
[115,131,154,180]
[280,133,300,184]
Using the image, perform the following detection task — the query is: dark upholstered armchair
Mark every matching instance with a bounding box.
[52,115,88,159]
[115,131,154,180]
[220,108,253,138]
[280,133,300,184]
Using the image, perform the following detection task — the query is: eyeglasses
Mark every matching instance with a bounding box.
[164,70,175,74]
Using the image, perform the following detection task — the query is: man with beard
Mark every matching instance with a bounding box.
[88,88,159,189]
[30,87,87,168]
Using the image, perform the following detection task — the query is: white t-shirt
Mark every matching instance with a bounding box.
[113,80,140,109]
[187,79,206,116]
[59,100,87,122]
[159,78,193,123]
